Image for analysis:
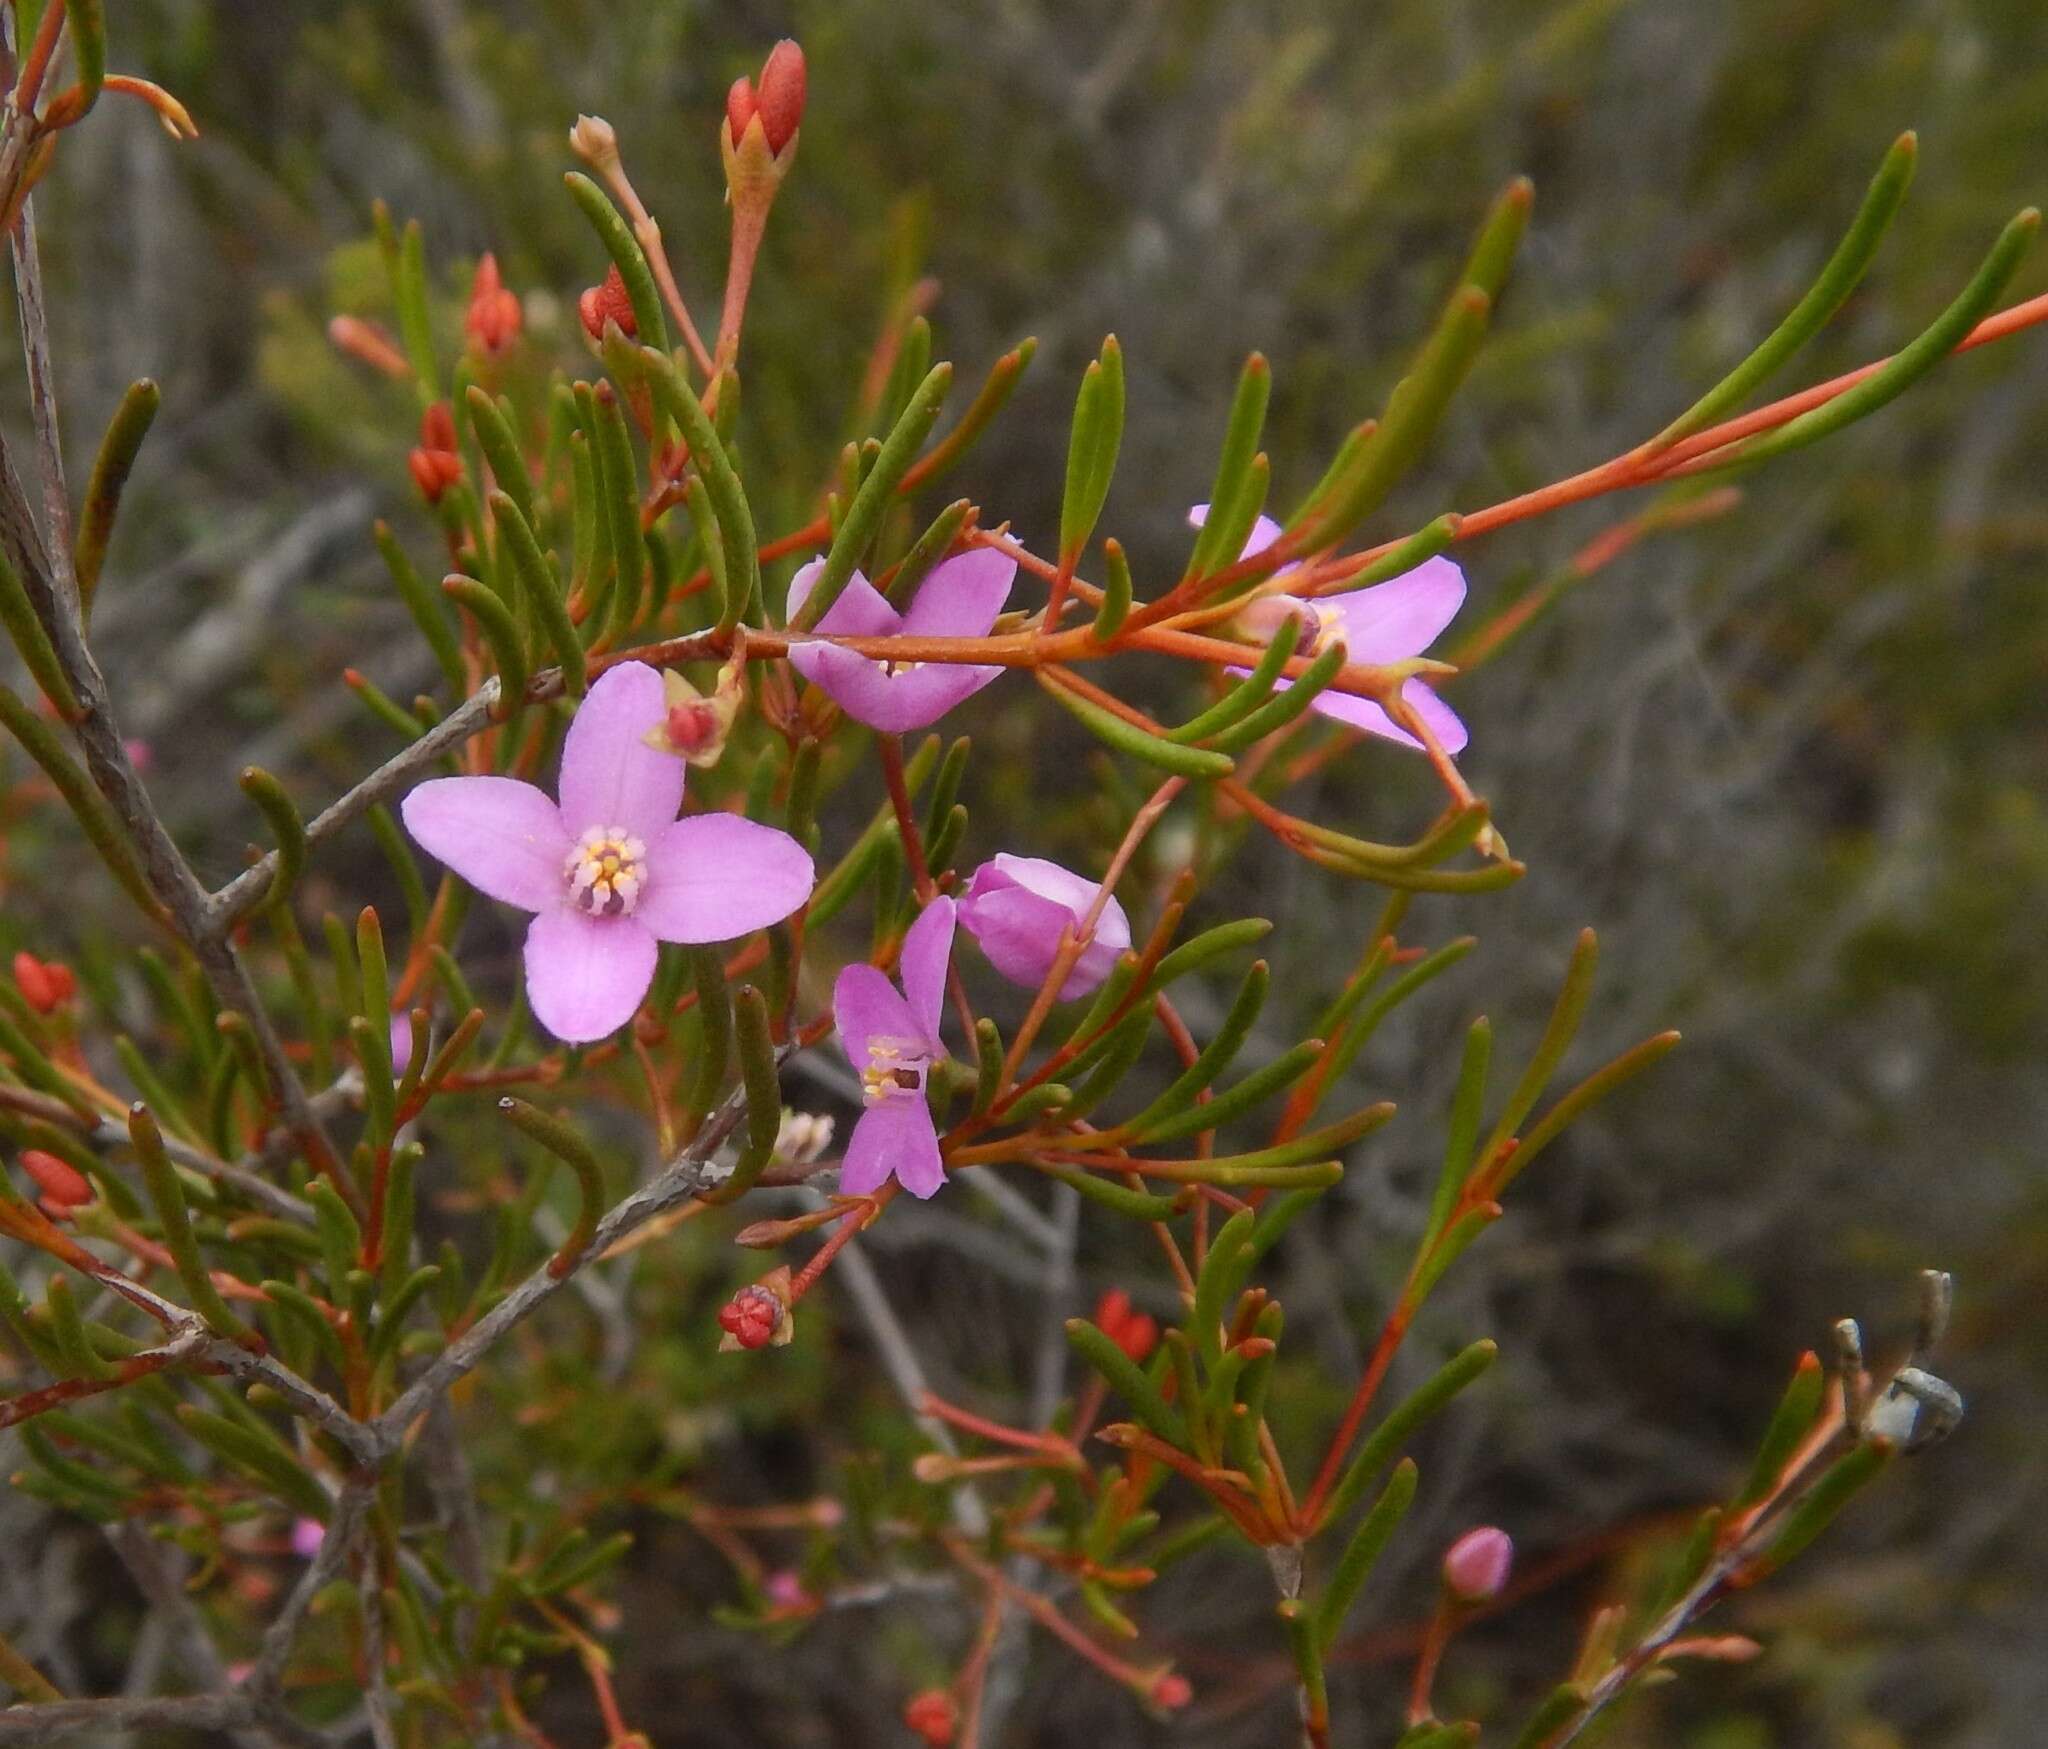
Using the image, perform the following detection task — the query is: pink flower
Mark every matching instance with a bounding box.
[1191,506,1468,755]
[290,1517,326,1560]
[400,662,815,1043]
[785,550,1014,732]
[1441,1525,1513,1602]
[387,1012,416,1079]
[831,899,956,1200]
[957,854,1130,1000]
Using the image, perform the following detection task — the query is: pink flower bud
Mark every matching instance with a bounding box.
[956,854,1132,1001]
[290,1517,326,1560]
[763,1569,810,1611]
[1441,1526,1513,1603]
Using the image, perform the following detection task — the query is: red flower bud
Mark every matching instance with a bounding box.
[578,263,637,343]
[1093,1287,1159,1364]
[20,1148,92,1212]
[755,41,806,155]
[464,252,523,355]
[1441,1526,1513,1603]
[420,401,458,452]
[903,1690,957,1746]
[1151,1673,1192,1711]
[717,1284,783,1350]
[407,446,464,505]
[12,951,74,1014]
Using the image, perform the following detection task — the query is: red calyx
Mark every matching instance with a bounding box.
[717,1285,781,1349]
[578,263,637,343]
[20,1148,92,1213]
[666,702,719,754]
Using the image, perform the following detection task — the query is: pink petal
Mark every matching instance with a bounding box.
[839,1099,944,1199]
[899,549,1014,638]
[1324,557,1466,663]
[635,814,816,943]
[1312,677,1468,755]
[789,641,1004,732]
[786,559,900,638]
[400,776,569,911]
[958,856,1129,1000]
[1188,503,1284,560]
[834,963,918,1068]
[522,908,657,1042]
[899,897,956,1051]
[556,661,685,840]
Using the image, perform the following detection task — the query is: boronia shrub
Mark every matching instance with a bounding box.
[0,17,2028,1747]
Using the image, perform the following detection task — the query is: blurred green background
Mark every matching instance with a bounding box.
[4,1,2047,1743]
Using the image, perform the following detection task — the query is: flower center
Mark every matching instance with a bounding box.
[881,657,924,679]
[562,825,648,918]
[859,1036,930,1106]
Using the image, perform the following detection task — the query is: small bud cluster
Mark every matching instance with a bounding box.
[464,253,522,356]
[407,401,463,504]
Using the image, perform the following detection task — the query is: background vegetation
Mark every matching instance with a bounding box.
[4,1,2045,1742]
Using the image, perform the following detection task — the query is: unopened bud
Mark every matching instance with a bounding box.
[578,263,636,344]
[568,113,621,175]
[327,314,412,379]
[773,1109,835,1166]
[1151,1673,1192,1711]
[763,1569,812,1612]
[641,662,744,768]
[464,253,523,356]
[19,1148,92,1213]
[1441,1526,1513,1603]
[420,402,457,452]
[755,41,806,156]
[408,447,464,505]
[290,1517,326,1560]
[717,1268,794,1351]
[725,77,757,151]
[903,1690,957,1746]
[1093,1287,1159,1364]
[12,951,74,1014]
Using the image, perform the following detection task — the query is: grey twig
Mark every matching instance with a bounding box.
[0,1694,264,1744]
[372,1054,773,1444]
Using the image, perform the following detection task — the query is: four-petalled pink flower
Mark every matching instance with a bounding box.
[400,662,815,1043]
[957,854,1130,1000]
[1191,505,1469,755]
[832,899,956,1200]
[786,549,1014,732]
